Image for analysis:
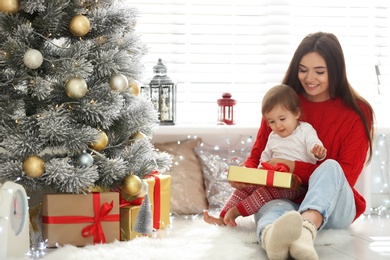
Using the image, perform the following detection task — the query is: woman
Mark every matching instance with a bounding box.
[244,32,374,260]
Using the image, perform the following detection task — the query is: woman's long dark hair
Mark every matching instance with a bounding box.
[282,32,374,162]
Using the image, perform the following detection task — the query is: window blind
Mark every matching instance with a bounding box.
[128,0,390,124]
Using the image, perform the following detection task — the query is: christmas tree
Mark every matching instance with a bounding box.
[0,0,171,195]
[134,192,153,236]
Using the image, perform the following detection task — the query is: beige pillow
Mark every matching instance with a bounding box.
[154,138,208,215]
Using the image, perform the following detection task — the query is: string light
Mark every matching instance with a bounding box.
[370,134,390,216]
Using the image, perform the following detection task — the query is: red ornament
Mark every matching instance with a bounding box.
[217,93,236,125]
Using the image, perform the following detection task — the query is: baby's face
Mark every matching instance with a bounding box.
[264,105,300,138]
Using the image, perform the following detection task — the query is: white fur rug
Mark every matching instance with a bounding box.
[18,214,351,260]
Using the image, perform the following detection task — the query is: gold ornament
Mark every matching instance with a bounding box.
[0,0,20,14]
[65,76,88,99]
[129,81,140,96]
[89,131,109,151]
[109,73,128,92]
[69,14,90,37]
[23,49,44,69]
[0,50,8,59]
[130,130,146,141]
[95,36,106,46]
[122,173,143,196]
[121,179,148,202]
[22,155,45,178]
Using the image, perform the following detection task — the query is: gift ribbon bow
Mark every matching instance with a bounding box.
[110,186,144,207]
[260,162,290,172]
[42,193,119,244]
[260,162,290,187]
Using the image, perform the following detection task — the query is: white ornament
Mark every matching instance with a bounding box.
[23,49,44,69]
[109,73,128,92]
[65,77,88,99]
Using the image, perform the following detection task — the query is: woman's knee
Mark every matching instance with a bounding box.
[317,159,341,171]
[310,159,343,181]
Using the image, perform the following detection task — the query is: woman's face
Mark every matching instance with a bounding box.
[298,52,330,102]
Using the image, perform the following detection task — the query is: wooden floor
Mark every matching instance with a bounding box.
[316,214,390,259]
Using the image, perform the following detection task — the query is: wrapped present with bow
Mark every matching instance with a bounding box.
[227,162,302,190]
[112,183,151,241]
[118,173,171,241]
[42,192,120,247]
[143,172,171,230]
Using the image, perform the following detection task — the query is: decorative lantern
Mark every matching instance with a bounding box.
[217,93,236,125]
[148,58,176,125]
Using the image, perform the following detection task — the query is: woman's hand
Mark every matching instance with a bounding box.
[228,181,258,190]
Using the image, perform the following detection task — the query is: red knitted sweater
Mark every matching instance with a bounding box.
[244,94,373,220]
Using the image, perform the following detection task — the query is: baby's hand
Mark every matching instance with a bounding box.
[311,144,327,159]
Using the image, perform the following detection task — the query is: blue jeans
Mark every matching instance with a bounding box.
[255,159,356,242]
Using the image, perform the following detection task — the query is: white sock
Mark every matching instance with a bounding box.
[261,211,302,260]
[289,219,319,260]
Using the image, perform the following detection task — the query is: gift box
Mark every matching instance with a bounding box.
[120,205,152,240]
[118,174,171,241]
[143,174,171,230]
[227,166,302,190]
[42,192,120,247]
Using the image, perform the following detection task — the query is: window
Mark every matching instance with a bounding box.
[129,0,390,125]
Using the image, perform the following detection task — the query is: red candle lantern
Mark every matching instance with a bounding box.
[217,92,236,125]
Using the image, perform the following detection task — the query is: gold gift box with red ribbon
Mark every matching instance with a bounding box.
[42,192,120,247]
[227,166,302,190]
[119,173,171,241]
[144,173,171,230]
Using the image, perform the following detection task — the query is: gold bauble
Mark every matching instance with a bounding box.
[89,131,109,151]
[22,155,45,178]
[0,50,8,59]
[109,73,128,92]
[121,179,148,202]
[129,81,140,96]
[122,173,143,196]
[130,131,146,141]
[65,76,88,99]
[69,14,90,37]
[0,0,20,14]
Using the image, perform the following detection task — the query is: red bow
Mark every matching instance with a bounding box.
[110,186,144,207]
[261,162,290,172]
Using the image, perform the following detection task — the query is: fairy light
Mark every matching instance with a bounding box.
[370,133,390,216]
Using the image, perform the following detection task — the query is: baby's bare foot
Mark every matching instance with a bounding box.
[203,210,225,226]
[223,207,241,226]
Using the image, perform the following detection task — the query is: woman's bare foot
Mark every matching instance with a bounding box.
[203,210,225,226]
[223,207,241,226]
